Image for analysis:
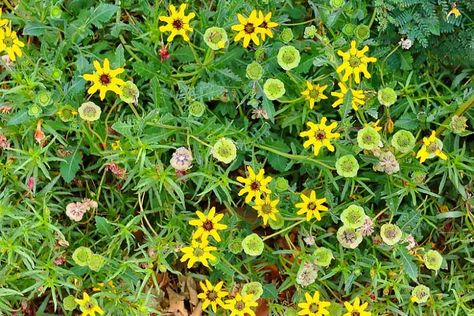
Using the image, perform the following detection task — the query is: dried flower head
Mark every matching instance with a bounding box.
[358,217,374,237]
[170,147,193,171]
[374,151,400,175]
[337,226,363,249]
[380,223,402,246]
[66,202,87,222]
[296,261,318,287]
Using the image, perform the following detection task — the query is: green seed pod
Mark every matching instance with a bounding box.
[411,284,430,304]
[280,28,294,43]
[303,25,317,39]
[63,295,77,311]
[357,126,382,150]
[229,238,243,254]
[51,68,63,80]
[203,27,228,50]
[268,213,285,230]
[330,0,345,8]
[391,130,416,153]
[380,224,402,246]
[241,282,263,299]
[337,226,363,249]
[411,171,426,185]
[263,78,285,101]
[342,23,355,36]
[423,250,443,271]
[211,137,237,164]
[378,87,397,107]
[88,253,105,271]
[312,247,334,267]
[57,104,77,122]
[335,155,359,178]
[354,24,371,41]
[78,102,101,122]
[277,45,301,71]
[255,48,265,62]
[189,101,206,117]
[246,61,264,80]
[36,91,53,107]
[50,5,63,19]
[242,233,264,256]
[120,81,139,104]
[72,246,93,267]
[450,115,468,134]
[274,177,289,192]
[340,205,366,229]
[284,307,298,316]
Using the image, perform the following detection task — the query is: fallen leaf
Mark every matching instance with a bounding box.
[190,301,203,316]
[186,275,199,307]
[255,298,269,316]
[166,287,188,316]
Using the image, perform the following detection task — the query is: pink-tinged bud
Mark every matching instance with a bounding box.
[34,120,45,144]
[159,45,170,62]
[27,177,35,191]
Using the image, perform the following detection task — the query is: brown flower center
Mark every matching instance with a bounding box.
[250,181,260,191]
[308,202,317,210]
[235,301,245,310]
[261,203,272,214]
[309,303,319,313]
[315,130,326,140]
[309,89,321,100]
[349,56,361,67]
[173,19,184,29]
[244,23,255,34]
[3,36,13,47]
[352,312,361,316]
[261,21,268,29]
[100,74,111,85]
[207,291,218,301]
[203,220,214,231]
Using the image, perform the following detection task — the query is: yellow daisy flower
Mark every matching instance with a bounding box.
[159,4,195,42]
[336,40,377,83]
[83,58,125,100]
[258,10,278,41]
[295,190,328,221]
[365,120,382,132]
[236,166,272,203]
[252,195,280,225]
[416,131,448,163]
[231,10,264,48]
[189,207,228,242]
[447,4,461,18]
[298,291,331,316]
[331,82,365,111]
[225,293,258,316]
[197,280,228,312]
[75,292,104,316]
[300,117,340,156]
[0,8,9,27]
[0,26,25,61]
[301,81,328,109]
[343,297,371,316]
[180,239,217,269]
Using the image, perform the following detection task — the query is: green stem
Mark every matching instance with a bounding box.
[436,93,474,135]
[263,219,305,241]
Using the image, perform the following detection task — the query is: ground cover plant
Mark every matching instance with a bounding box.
[0,0,474,315]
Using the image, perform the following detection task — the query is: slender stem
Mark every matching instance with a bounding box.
[263,219,305,241]
[436,93,474,135]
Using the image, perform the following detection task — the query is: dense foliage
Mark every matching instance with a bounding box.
[0,0,473,315]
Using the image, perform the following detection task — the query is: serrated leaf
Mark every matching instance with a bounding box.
[89,4,118,28]
[394,113,418,130]
[7,110,30,126]
[195,82,225,101]
[23,22,48,36]
[268,153,289,172]
[95,216,114,236]
[112,121,134,138]
[398,249,418,282]
[60,150,82,183]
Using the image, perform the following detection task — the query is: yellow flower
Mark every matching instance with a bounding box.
[331,82,365,111]
[189,207,228,242]
[83,58,125,100]
[180,239,217,268]
[252,195,279,225]
[301,81,328,109]
[258,11,278,41]
[295,190,328,221]
[416,131,448,163]
[298,291,331,316]
[225,293,258,316]
[365,120,382,132]
[75,292,104,316]
[336,40,377,83]
[197,280,228,312]
[0,26,25,61]
[236,166,272,203]
[343,297,371,316]
[231,10,264,48]
[447,5,461,18]
[159,4,195,42]
[300,117,340,156]
[0,8,9,27]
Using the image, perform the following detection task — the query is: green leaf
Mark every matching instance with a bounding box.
[398,249,418,282]
[394,113,419,131]
[95,216,114,236]
[23,22,48,36]
[89,4,118,28]
[7,110,30,126]
[60,150,82,183]
[268,153,290,172]
[195,82,225,101]
[436,211,464,219]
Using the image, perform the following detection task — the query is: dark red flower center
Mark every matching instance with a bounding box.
[207,291,218,301]
[250,181,260,190]
[100,74,111,85]
[173,19,184,29]
[315,130,326,140]
[203,220,213,231]
[244,23,255,34]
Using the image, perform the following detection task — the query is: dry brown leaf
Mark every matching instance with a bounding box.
[255,298,269,316]
[186,276,199,307]
[190,301,203,316]
[166,287,188,316]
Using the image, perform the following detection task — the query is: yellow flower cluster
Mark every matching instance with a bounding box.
[0,9,25,61]
[231,10,278,48]
[159,4,196,42]
[298,292,372,316]
[83,58,125,100]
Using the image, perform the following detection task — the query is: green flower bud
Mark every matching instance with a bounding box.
[340,205,366,229]
[229,238,243,254]
[242,233,264,256]
[277,45,301,71]
[78,102,101,122]
[50,5,62,19]
[411,171,426,185]
[450,115,468,134]
[268,213,285,230]
[304,25,317,39]
[211,137,237,164]
[246,61,264,81]
[354,24,371,41]
[28,104,43,117]
[274,177,289,192]
[189,101,206,117]
[330,0,345,8]
[255,48,265,62]
[312,247,334,267]
[391,130,416,153]
[411,284,430,304]
[326,302,344,316]
[120,81,139,104]
[57,105,77,122]
[280,28,294,43]
[335,155,359,178]
[284,307,298,316]
[203,27,228,50]
[51,68,63,80]
[63,295,77,311]
[357,126,382,150]
[263,78,285,101]
[380,224,402,246]
[337,226,363,249]
[342,23,355,36]
[88,253,105,271]
[378,87,397,107]
[241,282,263,299]
[72,246,93,267]
[423,250,443,271]
[36,91,53,107]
